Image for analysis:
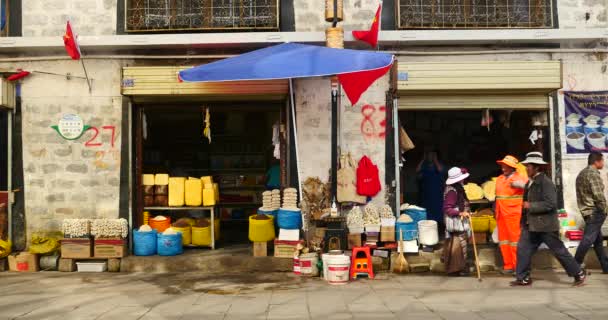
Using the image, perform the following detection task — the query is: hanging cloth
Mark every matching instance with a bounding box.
[272,122,280,159]
[142,113,148,140]
[203,107,211,143]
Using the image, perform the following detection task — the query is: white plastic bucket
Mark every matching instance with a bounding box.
[418,220,439,246]
[293,256,301,275]
[322,251,343,280]
[299,253,319,276]
[326,255,351,285]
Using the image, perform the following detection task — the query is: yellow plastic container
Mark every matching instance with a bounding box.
[471,216,490,232]
[489,217,497,232]
[213,183,220,202]
[168,177,186,207]
[201,176,213,185]
[248,215,275,242]
[203,189,216,206]
[185,179,203,207]
[191,226,212,246]
[172,225,192,246]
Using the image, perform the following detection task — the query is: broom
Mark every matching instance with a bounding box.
[468,216,482,282]
[393,229,410,274]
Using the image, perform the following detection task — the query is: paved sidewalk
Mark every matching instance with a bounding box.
[1,271,608,320]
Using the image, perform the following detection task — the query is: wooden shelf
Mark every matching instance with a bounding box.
[218,202,262,207]
[144,206,215,211]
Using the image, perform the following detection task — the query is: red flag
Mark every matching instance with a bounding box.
[63,21,81,60]
[338,62,392,105]
[352,4,381,48]
[7,70,31,81]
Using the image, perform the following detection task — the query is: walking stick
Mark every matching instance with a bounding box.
[468,216,482,282]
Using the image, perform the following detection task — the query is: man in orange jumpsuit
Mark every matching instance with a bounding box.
[495,155,528,275]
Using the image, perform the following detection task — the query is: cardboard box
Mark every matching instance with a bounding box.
[253,242,268,257]
[8,252,39,272]
[274,240,303,258]
[61,238,92,259]
[94,239,127,258]
[380,226,395,242]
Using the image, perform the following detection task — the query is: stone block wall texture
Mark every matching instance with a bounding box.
[294,75,389,208]
[22,0,117,37]
[295,0,607,31]
[295,0,380,32]
[294,78,332,183]
[558,0,607,29]
[340,74,389,206]
[555,53,608,224]
[0,59,127,240]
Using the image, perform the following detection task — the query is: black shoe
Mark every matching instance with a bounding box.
[573,271,586,287]
[510,278,532,286]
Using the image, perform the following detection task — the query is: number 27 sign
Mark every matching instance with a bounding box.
[51,114,117,148]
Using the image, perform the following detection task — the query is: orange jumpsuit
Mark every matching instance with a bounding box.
[495,172,527,271]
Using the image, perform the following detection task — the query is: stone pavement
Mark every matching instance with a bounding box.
[1,271,608,320]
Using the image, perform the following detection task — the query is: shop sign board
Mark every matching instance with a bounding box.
[563,91,608,155]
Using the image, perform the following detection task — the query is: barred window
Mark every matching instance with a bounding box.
[126,0,279,32]
[398,0,554,29]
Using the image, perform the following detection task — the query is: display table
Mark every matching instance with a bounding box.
[144,206,216,250]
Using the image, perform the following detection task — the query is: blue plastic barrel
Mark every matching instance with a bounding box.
[395,221,419,241]
[157,233,183,256]
[259,209,279,227]
[404,208,427,224]
[133,229,157,256]
[277,209,302,230]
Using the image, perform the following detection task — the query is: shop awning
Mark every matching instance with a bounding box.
[178,42,394,105]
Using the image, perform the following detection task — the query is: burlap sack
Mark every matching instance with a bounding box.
[399,126,415,152]
[337,153,366,204]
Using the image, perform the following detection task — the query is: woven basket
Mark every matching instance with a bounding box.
[325,0,344,22]
[326,27,344,49]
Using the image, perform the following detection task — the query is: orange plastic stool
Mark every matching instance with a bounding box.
[350,246,374,279]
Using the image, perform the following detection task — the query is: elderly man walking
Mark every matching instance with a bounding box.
[574,151,608,273]
[511,152,586,287]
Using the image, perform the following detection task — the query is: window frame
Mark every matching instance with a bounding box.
[395,0,558,30]
[123,0,281,33]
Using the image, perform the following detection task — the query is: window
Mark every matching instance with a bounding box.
[397,0,554,29]
[126,0,279,32]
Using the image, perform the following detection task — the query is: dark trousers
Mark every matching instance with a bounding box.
[516,226,581,280]
[574,212,608,272]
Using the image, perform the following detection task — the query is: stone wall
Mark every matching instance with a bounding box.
[555,53,608,224]
[294,75,389,207]
[294,0,380,32]
[558,0,607,29]
[22,0,117,37]
[0,59,127,240]
[340,74,389,206]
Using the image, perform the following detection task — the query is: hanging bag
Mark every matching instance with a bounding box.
[399,125,415,153]
[356,156,381,197]
[337,153,366,204]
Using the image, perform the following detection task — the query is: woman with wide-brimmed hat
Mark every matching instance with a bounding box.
[442,167,472,276]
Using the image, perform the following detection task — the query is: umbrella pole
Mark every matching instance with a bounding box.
[331,81,338,201]
[289,79,304,208]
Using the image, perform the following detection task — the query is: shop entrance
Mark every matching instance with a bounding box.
[398,109,550,224]
[134,102,285,248]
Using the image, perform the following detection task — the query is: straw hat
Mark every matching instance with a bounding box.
[497,155,519,169]
[446,167,470,185]
[520,152,548,165]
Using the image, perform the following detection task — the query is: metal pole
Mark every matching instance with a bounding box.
[393,98,400,216]
[7,110,12,242]
[331,83,338,200]
[80,58,92,93]
[288,79,303,204]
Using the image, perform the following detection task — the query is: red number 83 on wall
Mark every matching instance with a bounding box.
[360,105,386,139]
